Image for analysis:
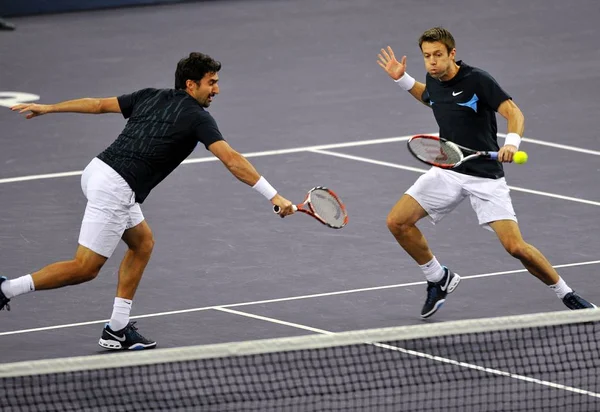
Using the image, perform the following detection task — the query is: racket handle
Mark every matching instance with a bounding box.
[488,152,498,160]
[273,205,298,214]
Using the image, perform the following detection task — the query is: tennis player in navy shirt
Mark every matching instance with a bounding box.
[6,53,295,349]
[377,27,595,318]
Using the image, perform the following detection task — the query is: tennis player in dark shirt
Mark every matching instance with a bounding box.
[5,53,295,350]
[377,28,595,318]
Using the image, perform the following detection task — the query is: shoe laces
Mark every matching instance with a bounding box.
[125,321,146,340]
[565,294,587,309]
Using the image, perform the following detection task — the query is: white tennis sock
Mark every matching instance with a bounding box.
[1,275,35,299]
[549,277,572,299]
[419,257,445,283]
[108,297,132,331]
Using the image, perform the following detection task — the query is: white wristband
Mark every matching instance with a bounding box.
[504,133,522,149]
[394,72,416,91]
[252,176,278,200]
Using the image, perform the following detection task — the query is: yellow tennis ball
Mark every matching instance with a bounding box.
[513,151,528,164]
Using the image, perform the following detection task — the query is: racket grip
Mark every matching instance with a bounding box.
[273,205,298,214]
[489,152,498,160]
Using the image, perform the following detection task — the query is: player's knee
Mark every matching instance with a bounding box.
[133,234,155,258]
[386,214,411,235]
[140,236,155,256]
[74,259,104,282]
[504,241,528,260]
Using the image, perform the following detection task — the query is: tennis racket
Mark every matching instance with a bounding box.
[273,186,348,229]
[407,134,523,169]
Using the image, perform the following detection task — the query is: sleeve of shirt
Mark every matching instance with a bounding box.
[477,71,512,111]
[420,75,431,104]
[193,112,225,149]
[421,89,431,105]
[117,88,153,119]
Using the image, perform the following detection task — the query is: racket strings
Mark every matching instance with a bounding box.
[309,190,347,228]
[409,138,463,165]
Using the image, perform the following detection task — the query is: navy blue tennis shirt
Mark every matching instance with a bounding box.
[422,61,512,179]
[97,88,224,203]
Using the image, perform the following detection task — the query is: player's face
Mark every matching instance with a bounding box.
[190,72,220,107]
[421,41,456,80]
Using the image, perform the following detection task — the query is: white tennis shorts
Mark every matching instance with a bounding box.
[78,158,145,258]
[405,167,517,231]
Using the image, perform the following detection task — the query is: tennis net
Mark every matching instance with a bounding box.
[2,309,600,411]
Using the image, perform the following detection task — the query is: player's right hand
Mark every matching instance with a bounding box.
[377,46,406,81]
[11,103,51,119]
[271,194,294,217]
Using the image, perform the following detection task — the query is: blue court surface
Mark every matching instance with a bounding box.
[0,0,599,403]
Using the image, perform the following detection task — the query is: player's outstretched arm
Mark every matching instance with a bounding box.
[208,140,294,216]
[377,46,428,107]
[11,97,121,119]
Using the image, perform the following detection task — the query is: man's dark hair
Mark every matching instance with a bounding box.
[418,27,456,53]
[174,53,222,90]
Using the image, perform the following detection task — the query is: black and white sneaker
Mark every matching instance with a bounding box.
[420,267,461,319]
[0,277,10,311]
[0,18,16,31]
[562,292,597,310]
[99,321,157,350]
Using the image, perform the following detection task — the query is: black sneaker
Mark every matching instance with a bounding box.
[98,321,157,350]
[562,292,597,310]
[0,277,10,311]
[421,267,461,318]
[0,18,16,31]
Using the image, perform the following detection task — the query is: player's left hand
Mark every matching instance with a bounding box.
[11,103,51,119]
[498,144,518,162]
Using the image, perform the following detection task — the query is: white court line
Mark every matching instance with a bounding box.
[498,133,600,156]
[187,135,414,163]
[310,149,600,207]
[216,307,600,399]
[1,259,598,337]
[0,170,84,184]
[1,133,598,184]
[216,307,333,335]
[0,136,413,185]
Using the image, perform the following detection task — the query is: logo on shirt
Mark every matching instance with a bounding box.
[452,91,463,96]
[456,93,479,112]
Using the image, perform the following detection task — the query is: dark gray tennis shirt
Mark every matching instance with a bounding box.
[422,61,511,179]
[97,88,224,203]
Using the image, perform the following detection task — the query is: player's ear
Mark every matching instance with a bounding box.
[449,48,456,59]
[185,79,196,90]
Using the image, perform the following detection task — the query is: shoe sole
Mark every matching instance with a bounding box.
[421,299,446,318]
[446,274,461,294]
[99,338,157,350]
